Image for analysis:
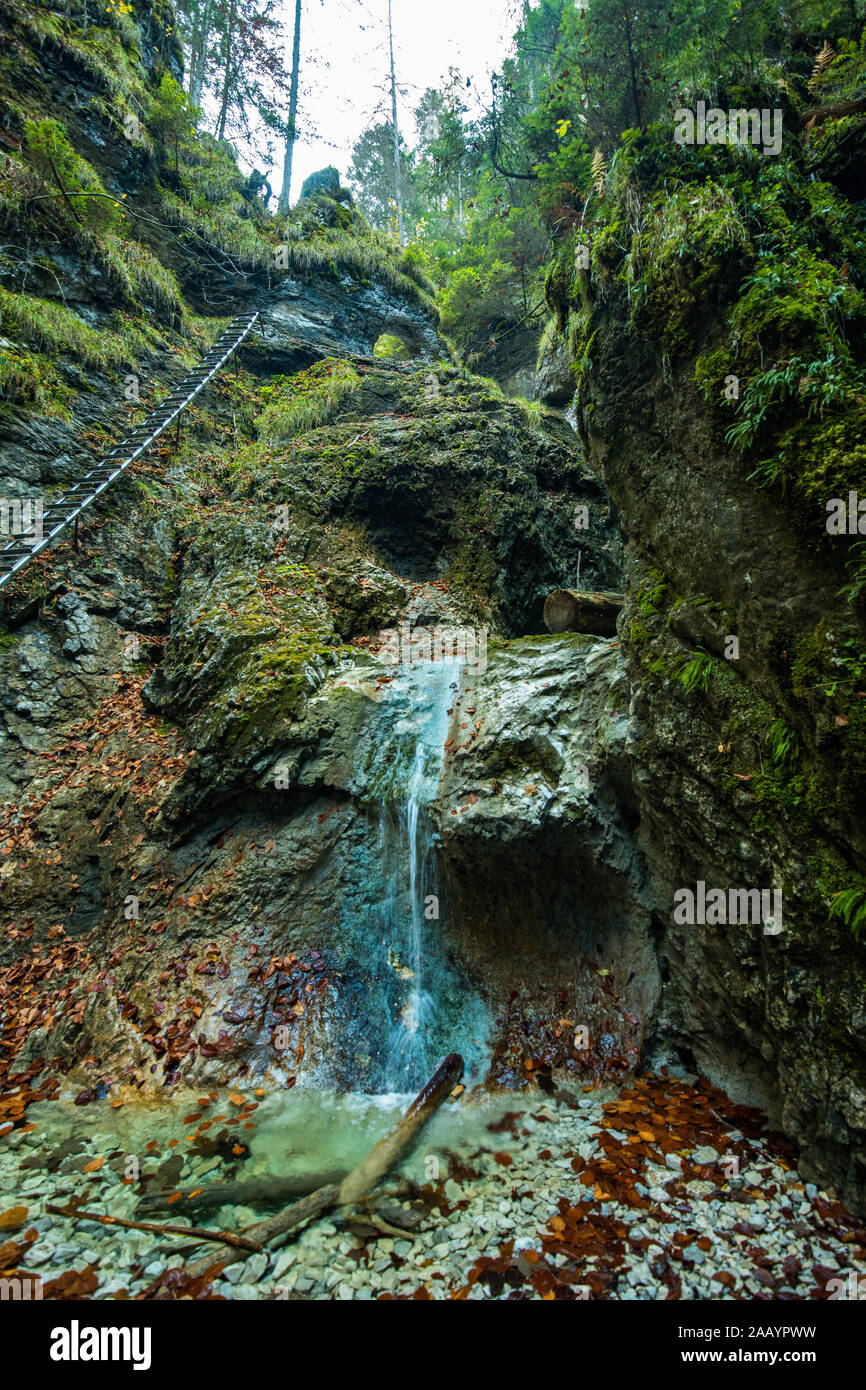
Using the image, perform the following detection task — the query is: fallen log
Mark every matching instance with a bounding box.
[137,1170,349,1215]
[337,1055,462,1206]
[800,97,866,126]
[45,1203,263,1254]
[543,589,624,637]
[181,1053,464,1283]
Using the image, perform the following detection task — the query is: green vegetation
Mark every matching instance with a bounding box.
[254,360,362,443]
[829,887,866,943]
[373,333,411,360]
[765,717,800,767]
[675,650,715,695]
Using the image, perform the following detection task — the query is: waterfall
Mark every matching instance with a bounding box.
[332,650,489,1095]
[378,658,458,1093]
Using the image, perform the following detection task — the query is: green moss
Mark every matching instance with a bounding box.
[624,184,750,355]
[636,568,668,617]
[254,360,362,444]
[0,344,72,417]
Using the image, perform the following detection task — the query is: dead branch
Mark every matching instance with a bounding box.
[799,97,866,125]
[137,1170,349,1216]
[46,1202,263,1254]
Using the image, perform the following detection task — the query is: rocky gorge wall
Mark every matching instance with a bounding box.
[540,105,866,1210]
[1,0,647,1116]
[2,0,865,1226]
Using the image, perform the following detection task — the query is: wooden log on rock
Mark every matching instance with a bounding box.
[800,96,866,126]
[543,589,624,637]
[180,1053,464,1284]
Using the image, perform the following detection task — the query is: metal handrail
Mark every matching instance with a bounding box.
[0,311,260,593]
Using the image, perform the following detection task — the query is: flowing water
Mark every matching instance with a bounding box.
[342,654,488,1094]
[379,657,461,1091]
[381,725,447,1090]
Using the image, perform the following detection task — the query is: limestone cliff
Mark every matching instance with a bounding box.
[542,90,866,1208]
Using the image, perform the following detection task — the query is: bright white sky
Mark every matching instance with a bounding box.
[252,0,523,202]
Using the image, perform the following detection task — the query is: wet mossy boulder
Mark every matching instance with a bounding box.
[230,360,622,635]
[142,512,338,819]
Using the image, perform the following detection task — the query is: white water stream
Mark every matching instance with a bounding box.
[379,658,459,1091]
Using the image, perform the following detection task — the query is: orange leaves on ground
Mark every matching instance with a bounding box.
[43,1265,100,1300]
[0,1206,28,1231]
[0,1228,38,1270]
[136,1261,226,1301]
[83,1157,103,1173]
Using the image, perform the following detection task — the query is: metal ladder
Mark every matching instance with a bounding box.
[0,311,260,594]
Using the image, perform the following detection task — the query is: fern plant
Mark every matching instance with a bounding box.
[591,149,609,197]
[676,650,713,693]
[829,888,866,942]
[810,40,834,90]
[765,718,799,766]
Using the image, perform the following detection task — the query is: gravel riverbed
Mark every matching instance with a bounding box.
[2,1071,864,1301]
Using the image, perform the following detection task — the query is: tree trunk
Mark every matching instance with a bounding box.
[623,8,643,129]
[137,1170,348,1215]
[278,0,303,213]
[187,8,202,99]
[214,1,236,143]
[388,0,405,244]
[543,589,624,637]
[189,0,214,107]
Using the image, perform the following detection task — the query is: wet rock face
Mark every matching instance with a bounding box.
[133,361,622,827]
[437,636,660,1084]
[234,272,443,372]
[0,328,641,1100]
[569,309,866,1211]
[469,326,542,400]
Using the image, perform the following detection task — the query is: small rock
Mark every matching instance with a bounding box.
[244,1252,268,1283]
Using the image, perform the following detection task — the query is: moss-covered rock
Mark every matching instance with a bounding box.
[539,105,866,1209]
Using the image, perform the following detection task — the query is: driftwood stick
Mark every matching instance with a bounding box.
[338,1053,463,1206]
[182,1053,464,1282]
[137,1171,349,1215]
[346,1213,412,1239]
[46,1203,264,1254]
